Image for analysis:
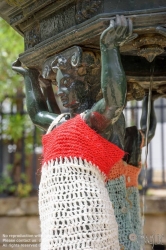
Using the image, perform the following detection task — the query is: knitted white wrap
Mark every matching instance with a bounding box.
[39,157,120,250]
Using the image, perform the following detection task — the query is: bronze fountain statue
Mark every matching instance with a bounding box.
[11,15,157,250]
[0,1,166,249]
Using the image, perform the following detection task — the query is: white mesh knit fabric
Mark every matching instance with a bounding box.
[39,157,120,250]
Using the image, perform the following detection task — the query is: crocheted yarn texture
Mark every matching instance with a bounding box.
[39,114,125,250]
[106,176,142,250]
[39,158,120,250]
[42,114,124,177]
[107,161,143,250]
[109,160,140,187]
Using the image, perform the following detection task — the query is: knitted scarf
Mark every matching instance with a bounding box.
[39,114,125,250]
[42,114,124,177]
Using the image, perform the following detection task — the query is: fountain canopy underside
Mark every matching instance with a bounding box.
[1,0,166,99]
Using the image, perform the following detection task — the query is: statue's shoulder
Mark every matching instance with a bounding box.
[46,113,71,134]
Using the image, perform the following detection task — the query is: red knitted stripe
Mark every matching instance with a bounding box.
[42,115,125,176]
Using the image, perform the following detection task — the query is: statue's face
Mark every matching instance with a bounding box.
[56,70,79,108]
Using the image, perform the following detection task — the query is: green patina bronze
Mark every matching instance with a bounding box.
[12,16,130,136]
[12,16,157,168]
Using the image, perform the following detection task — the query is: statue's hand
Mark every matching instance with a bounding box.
[100,15,137,49]
[12,58,29,76]
[12,58,22,67]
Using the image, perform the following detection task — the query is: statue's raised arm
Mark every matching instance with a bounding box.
[12,60,60,131]
[83,15,133,137]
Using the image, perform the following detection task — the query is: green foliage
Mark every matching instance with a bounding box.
[0,18,24,100]
[16,183,32,198]
[4,114,26,141]
[16,173,32,198]
[0,17,41,150]
[0,18,41,197]
[0,174,16,195]
[0,166,32,198]
[0,175,32,198]
[3,113,33,142]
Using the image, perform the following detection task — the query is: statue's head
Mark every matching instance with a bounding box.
[49,55,88,111]
[55,69,87,109]
[42,46,101,112]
